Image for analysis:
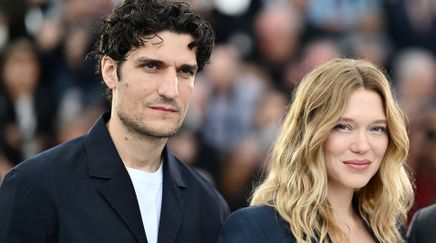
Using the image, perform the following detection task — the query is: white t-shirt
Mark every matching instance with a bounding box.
[126,163,163,243]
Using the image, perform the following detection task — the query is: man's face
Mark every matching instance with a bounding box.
[104,31,198,138]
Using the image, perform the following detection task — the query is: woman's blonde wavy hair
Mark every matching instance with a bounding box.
[251,58,414,243]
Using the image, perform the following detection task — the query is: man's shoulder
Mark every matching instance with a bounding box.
[0,135,88,205]
[12,135,86,178]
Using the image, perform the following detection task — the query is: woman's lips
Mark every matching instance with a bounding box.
[343,159,371,171]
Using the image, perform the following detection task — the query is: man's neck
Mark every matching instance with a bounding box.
[106,116,167,173]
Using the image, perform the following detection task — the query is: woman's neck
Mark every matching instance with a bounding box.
[327,182,375,243]
[327,181,356,220]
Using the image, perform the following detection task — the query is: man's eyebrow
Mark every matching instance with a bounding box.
[135,57,197,71]
[134,57,165,65]
[178,64,198,72]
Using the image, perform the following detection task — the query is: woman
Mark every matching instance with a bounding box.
[218,58,414,243]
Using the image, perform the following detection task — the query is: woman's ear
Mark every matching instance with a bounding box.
[101,56,118,89]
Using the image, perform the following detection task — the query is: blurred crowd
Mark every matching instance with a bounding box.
[0,0,435,219]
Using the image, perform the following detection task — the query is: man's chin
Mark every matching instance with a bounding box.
[136,123,182,138]
[142,129,179,138]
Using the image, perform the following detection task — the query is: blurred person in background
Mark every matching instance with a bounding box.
[0,0,29,40]
[200,44,267,154]
[34,0,110,124]
[218,58,414,243]
[47,23,105,124]
[0,38,55,165]
[0,10,8,51]
[250,89,288,151]
[384,0,436,54]
[407,203,436,243]
[198,43,270,191]
[345,8,391,69]
[393,49,435,187]
[393,49,435,120]
[305,0,383,34]
[219,88,287,211]
[220,138,264,211]
[252,2,303,90]
[0,1,229,243]
[286,38,342,90]
[409,102,436,219]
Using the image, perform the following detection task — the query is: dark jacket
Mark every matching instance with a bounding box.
[218,205,295,243]
[0,113,229,243]
[407,203,436,243]
[218,205,391,243]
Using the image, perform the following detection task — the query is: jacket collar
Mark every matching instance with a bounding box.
[84,112,187,243]
[85,112,124,179]
[85,112,187,188]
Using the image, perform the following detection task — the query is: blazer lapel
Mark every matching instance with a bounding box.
[99,169,148,243]
[85,113,148,243]
[157,148,186,243]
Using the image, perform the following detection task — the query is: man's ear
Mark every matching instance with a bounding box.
[101,56,118,89]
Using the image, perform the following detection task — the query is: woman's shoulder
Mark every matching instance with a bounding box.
[231,205,277,218]
[218,205,295,243]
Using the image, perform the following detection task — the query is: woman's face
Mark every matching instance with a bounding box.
[324,87,388,192]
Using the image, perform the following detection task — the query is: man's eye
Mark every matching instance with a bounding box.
[181,68,194,75]
[144,63,157,69]
[178,68,195,78]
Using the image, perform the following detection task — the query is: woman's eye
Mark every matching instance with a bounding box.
[371,126,386,134]
[334,123,351,131]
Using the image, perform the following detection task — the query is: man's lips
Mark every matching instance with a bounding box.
[149,105,178,112]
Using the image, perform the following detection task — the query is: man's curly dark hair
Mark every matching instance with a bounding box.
[89,0,215,82]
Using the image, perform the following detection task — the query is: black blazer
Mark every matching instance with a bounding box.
[407,204,436,243]
[0,113,229,243]
[218,205,391,243]
[218,206,297,243]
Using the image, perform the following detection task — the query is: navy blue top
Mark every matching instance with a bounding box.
[218,205,299,243]
[218,205,398,243]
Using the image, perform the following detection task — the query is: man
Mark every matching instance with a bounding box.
[407,203,436,243]
[0,0,229,242]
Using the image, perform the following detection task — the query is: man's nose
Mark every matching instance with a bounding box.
[158,69,179,99]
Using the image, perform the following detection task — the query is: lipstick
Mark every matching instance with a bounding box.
[343,159,371,171]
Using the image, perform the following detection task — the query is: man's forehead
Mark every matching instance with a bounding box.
[140,32,195,48]
[126,33,197,66]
